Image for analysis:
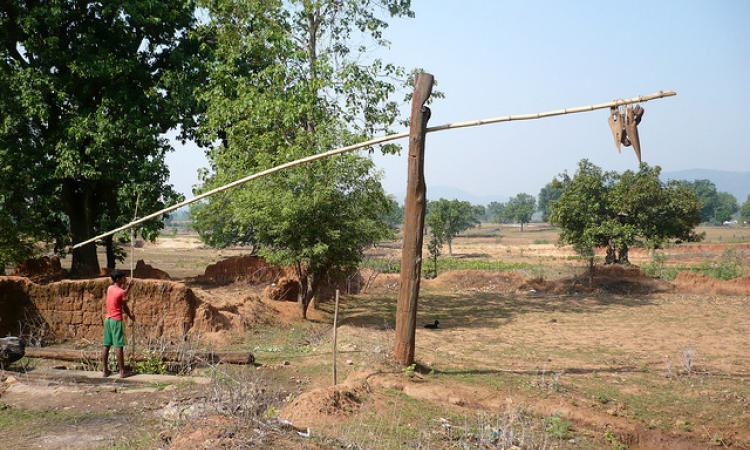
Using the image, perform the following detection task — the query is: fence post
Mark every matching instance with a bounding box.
[394,72,433,366]
[332,289,340,385]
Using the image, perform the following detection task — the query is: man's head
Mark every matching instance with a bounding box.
[110,270,127,286]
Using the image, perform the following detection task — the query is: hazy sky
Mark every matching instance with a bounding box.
[166,0,750,201]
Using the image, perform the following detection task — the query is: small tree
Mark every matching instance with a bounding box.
[505,193,536,231]
[426,233,443,278]
[740,196,750,225]
[425,199,481,256]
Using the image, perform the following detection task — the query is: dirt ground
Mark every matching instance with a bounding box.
[3,225,748,449]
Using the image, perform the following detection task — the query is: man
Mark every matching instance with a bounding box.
[102,270,135,377]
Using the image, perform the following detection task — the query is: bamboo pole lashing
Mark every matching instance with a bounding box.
[72,90,676,250]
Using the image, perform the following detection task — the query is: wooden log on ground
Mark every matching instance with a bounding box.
[25,347,254,365]
[0,337,26,367]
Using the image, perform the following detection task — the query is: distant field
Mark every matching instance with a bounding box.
[52,224,750,281]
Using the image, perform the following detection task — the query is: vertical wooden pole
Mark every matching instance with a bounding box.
[394,72,433,366]
[332,289,340,385]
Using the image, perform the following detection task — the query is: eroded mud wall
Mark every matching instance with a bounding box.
[0,277,197,342]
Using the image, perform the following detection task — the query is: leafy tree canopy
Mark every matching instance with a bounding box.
[550,160,702,264]
[538,173,571,222]
[191,0,416,318]
[672,179,738,224]
[425,199,480,256]
[0,0,192,274]
[740,196,750,226]
[504,193,536,231]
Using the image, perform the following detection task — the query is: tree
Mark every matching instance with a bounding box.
[550,160,702,269]
[538,173,571,222]
[381,195,405,230]
[672,179,737,224]
[191,0,416,318]
[740,196,750,226]
[714,192,738,224]
[425,199,481,256]
[0,1,195,275]
[487,201,508,223]
[505,193,536,231]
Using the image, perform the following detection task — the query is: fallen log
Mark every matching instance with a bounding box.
[25,347,255,365]
[0,337,26,367]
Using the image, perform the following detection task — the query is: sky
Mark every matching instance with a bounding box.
[165,0,750,203]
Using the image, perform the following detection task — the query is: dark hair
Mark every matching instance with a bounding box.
[110,270,127,282]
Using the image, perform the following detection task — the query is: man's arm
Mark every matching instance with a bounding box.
[123,301,135,322]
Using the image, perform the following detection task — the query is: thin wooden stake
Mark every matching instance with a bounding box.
[332,289,340,386]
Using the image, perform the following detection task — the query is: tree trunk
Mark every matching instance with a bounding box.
[618,245,630,264]
[520,222,524,232]
[447,238,452,257]
[104,235,116,270]
[63,182,100,277]
[605,241,616,264]
[297,272,320,320]
[588,257,595,286]
[394,73,433,366]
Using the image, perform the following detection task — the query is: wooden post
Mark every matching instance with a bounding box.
[332,289,340,385]
[394,72,433,366]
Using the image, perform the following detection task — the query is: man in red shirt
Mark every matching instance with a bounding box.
[102,270,135,377]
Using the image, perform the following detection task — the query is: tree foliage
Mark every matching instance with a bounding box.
[190,0,416,318]
[672,179,738,224]
[740,196,750,226]
[425,199,480,256]
[538,173,571,222]
[550,160,702,265]
[504,193,536,231]
[0,1,192,274]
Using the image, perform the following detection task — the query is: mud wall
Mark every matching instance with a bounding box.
[0,276,197,342]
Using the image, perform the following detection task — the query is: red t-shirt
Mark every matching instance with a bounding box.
[106,285,126,320]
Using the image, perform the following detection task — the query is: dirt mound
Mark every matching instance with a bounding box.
[198,255,282,285]
[0,276,197,342]
[421,267,671,296]
[193,294,280,342]
[280,372,371,429]
[426,270,529,292]
[263,277,299,301]
[672,272,750,296]
[132,260,170,280]
[12,256,67,283]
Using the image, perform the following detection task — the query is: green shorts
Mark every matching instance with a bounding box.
[103,317,126,348]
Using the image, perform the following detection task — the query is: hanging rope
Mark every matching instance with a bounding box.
[72,90,676,250]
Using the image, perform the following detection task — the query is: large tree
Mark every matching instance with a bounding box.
[191,0,415,318]
[550,160,702,267]
[0,1,194,275]
[425,199,480,256]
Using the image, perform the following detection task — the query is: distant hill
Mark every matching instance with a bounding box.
[662,169,750,202]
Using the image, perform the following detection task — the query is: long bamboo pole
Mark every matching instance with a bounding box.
[72,90,675,250]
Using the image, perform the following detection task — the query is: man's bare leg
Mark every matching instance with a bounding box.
[116,347,127,378]
[102,346,111,377]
